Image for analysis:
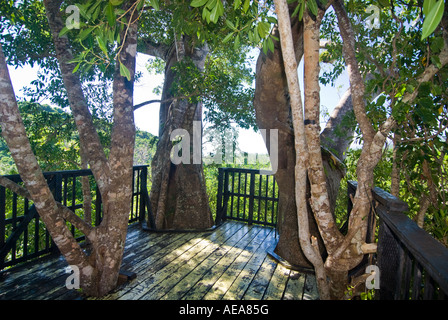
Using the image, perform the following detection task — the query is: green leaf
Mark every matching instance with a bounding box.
[59,26,70,37]
[378,0,390,8]
[209,0,224,23]
[257,22,271,39]
[105,3,116,27]
[234,0,241,10]
[119,60,131,81]
[376,95,386,106]
[431,55,442,68]
[206,0,217,10]
[72,62,81,73]
[291,2,301,18]
[222,32,234,43]
[430,36,444,53]
[149,0,160,10]
[234,33,240,50]
[202,6,210,22]
[267,16,277,24]
[96,36,108,57]
[79,27,95,41]
[225,19,237,31]
[307,0,318,16]
[191,0,208,7]
[299,0,305,21]
[243,0,250,13]
[421,0,444,40]
[423,0,436,16]
[262,40,268,55]
[109,0,124,6]
[266,36,275,53]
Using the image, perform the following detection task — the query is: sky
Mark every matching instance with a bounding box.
[7,51,349,155]
[131,52,349,155]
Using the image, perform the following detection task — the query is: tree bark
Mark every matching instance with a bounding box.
[254,13,317,269]
[149,37,213,230]
[273,0,331,299]
[43,0,110,196]
[254,4,348,269]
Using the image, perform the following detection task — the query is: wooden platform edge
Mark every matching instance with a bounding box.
[140,221,222,233]
[266,244,315,275]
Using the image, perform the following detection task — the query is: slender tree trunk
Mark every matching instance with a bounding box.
[37,0,139,296]
[273,0,331,299]
[149,37,213,230]
[254,13,322,268]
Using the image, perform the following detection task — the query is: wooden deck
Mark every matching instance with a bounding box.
[0,221,318,300]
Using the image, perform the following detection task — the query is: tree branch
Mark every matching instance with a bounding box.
[139,38,172,61]
[43,0,110,196]
[333,0,376,144]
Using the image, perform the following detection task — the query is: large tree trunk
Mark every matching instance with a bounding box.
[149,37,213,230]
[254,6,348,269]
[254,19,316,268]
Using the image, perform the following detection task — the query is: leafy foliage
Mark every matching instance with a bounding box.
[0,102,157,175]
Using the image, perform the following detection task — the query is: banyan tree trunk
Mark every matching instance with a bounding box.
[149,38,213,230]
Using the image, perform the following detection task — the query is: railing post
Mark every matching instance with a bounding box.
[247,171,256,226]
[0,186,5,249]
[139,166,148,223]
[95,185,102,226]
[0,186,5,270]
[215,168,224,226]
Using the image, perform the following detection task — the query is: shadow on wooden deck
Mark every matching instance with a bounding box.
[0,221,318,300]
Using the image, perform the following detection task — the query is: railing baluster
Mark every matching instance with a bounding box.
[230,171,235,219]
[257,174,262,222]
[215,168,224,226]
[412,261,423,300]
[423,273,435,300]
[349,180,448,300]
[216,168,278,228]
[264,175,269,224]
[23,198,29,260]
[271,176,276,225]
[34,211,39,256]
[0,186,5,249]
[248,172,255,226]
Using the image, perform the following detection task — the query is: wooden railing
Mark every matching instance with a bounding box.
[348,181,448,300]
[0,166,151,271]
[2,164,447,300]
[216,168,278,228]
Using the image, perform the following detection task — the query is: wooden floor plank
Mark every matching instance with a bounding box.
[111,223,246,300]
[262,263,291,300]
[203,227,274,300]
[181,225,263,300]
[102,233,206,300]
[283,270,306,300]
[222,229,276,300]
[159,224,252,300]
[242,254,278,300]
[139,224,246,300]
[302,274,319,300]
[0,221,319,301]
